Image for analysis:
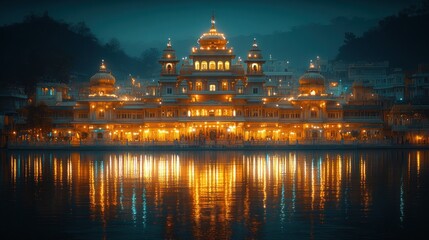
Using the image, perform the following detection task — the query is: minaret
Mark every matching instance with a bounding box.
[244,38,265,75]
[243,38,266,99]
[159,38,179,99]
[159,38,179,76]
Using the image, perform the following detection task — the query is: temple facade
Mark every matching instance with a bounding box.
[30,16,408,144]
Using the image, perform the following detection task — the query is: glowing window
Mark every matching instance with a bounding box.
[201,61,208,70]
[225,61,230,70]
[217,61,224,70]
[196,82,202,91]
[42,87,49,96]
[166,63,172,73]
[222,82,228,91]
[209,84,216,91]
[310,90,316,96]
[209,61,216,70]
[195,61,200,70]
[311,109,318,118]
[252,63,258,72]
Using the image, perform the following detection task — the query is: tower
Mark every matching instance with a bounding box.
[244,38,266,98]
[159,38,179,76]
[159,38,179,100]
[245,38,265,75]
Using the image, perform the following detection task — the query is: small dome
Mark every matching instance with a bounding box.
[299,61,324,86]
[299,71,325,86]
[90,60,116,87]
[160,38,177,60]
[246,38,264,60]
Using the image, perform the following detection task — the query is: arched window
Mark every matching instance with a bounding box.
[201,61,208,70]
[225,61,230,70]
[252,63,258,72]
[195,61,200,70]
[209,61,216,70]
[166,63,172,73]
[217,61,224,70]
[209,84,216,91]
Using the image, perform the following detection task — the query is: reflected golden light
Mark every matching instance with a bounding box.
[417,151,421,176]
[4,151,392,236]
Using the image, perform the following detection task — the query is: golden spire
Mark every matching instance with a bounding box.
[253,38,258,47]
[100,59,106,71]
[210,12,216,32]
[167,37,172,47]
[309,60,315,70]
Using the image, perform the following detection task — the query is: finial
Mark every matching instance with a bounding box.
[100,59,106,71]
[167,38,172,47]
[253,38,258,47]
[211,11,215,29]
[309,60,315,70]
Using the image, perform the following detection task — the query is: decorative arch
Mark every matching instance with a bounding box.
[166,63,173,73]
[201,61,208,70]
[217,61,224,70]
[209,61,216,70]
[195,61,200,70]
[225,61,230,70]
[251,63,259,72]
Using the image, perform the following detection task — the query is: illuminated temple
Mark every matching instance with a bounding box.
[32,16,426,144]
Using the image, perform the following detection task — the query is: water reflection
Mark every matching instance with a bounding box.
[2,150,428,239]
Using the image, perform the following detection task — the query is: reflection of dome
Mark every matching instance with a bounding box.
[90,60,116,87]
[197,15,228,49]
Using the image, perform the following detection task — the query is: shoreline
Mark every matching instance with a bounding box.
[3,143,429,151]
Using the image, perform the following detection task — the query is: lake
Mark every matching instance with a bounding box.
[1,150,428,239]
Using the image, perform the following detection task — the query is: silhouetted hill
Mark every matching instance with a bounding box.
[0,13,144,96]
[336,1,429,70]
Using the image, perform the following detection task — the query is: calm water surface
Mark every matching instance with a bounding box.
[1,150,429,239]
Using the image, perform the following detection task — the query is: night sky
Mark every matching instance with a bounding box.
[0,0,419,58]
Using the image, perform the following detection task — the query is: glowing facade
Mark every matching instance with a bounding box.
[36,16,391,144]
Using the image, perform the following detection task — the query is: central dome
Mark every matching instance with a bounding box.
[197,15,228,49]
[89,60,117,97]
[90,60,116,87]
[298,61,326,95]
